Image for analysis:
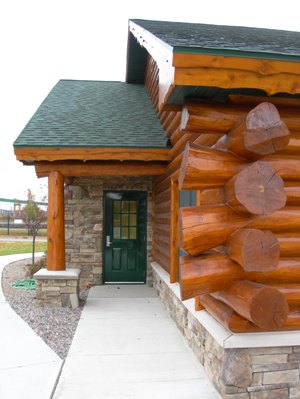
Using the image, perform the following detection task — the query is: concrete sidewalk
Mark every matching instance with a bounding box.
[0,254,63,399]
[53,285,221,399]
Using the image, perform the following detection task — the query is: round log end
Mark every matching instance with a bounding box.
[245,124,290,156]
[227,229,280,272]
[251,286,289,330]
[225,161,287,215]
[245,102,290,155]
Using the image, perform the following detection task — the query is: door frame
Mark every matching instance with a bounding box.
[102,190,148,284]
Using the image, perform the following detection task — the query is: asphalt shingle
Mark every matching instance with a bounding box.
[14,80,169,149]
[131,19,300,57]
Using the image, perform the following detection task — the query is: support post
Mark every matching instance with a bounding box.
[47,171,65,270]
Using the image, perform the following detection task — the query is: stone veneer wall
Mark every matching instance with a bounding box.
[64,176,153,286]
[152,265,300,399]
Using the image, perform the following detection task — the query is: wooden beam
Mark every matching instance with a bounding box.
[180,205,300,256]
[14,147,171,162]
[180,253,300,300]
[35,162,167,178]
[228,94,300,108]
[173,53,300,75]
[181,99,300,134]
[47,171,65,271]
[175,67,300,96]
[170,178,179,283]
[178,143,246,191]
[200,293,300,332]
[211,280,289,330]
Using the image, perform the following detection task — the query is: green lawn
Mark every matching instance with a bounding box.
[0,228,47,236]
[0,241,47,256]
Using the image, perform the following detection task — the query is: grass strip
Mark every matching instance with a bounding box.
[0,241,47,256]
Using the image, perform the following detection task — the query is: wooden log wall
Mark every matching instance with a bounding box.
[178,98,300,333]
[145,56,300,332]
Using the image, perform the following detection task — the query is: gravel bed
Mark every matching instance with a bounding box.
[1,258,88,359]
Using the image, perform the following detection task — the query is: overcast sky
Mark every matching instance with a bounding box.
[1,0,299,209]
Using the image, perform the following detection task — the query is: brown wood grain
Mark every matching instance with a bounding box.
[213,102,290,159]
[47,171,65,271]
[180,253,300,300]
[225,229,280,272]
[15,147,171,162]
[211,280,289,329]
[224,162,286,215]
[180,205,300,256]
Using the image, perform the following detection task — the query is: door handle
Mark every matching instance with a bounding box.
[106,235,112,247]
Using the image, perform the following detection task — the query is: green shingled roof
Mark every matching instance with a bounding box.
[14,80,169,149]
[131,19,300,60]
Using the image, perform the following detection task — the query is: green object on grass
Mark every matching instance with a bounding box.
[12,279,36,290]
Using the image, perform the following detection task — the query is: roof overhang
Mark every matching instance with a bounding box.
[127,20,300,109]
[14,147,171,163]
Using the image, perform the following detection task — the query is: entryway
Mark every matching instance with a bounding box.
[103,191,147,283]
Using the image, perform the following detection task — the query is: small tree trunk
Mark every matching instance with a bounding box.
[32,230,36,266]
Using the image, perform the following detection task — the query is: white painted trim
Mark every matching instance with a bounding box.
[151,261,300,349]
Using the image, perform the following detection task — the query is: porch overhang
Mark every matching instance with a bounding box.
[14,147,171,163]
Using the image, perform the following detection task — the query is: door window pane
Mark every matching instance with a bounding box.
[121,227,129,239]
[129,227,136,239]
[130,201,136,212]
[114,200,121,213]
[122,214,129,226]
[113,227,120,239]
[112,199,138,240]
[130,214,136,226]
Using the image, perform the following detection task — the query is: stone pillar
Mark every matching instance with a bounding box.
[34,269,81,308]
[47,171,65,270]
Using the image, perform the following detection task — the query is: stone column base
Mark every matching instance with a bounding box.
[34,268,81,309]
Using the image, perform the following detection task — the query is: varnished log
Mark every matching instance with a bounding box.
[199,188,225,205]
[278,234,300,257]
[265,283,300,308]
[47,171,65,271]
[211,280,289,329]
[178,142,300,192]
[180,254,300,300]
[181,99,300,134]
[195,296,205,311]
[225,161,286,215]
[285,186,300,206]
[201,294,300,332]
[170,179,179,283]
[225,229,280,272]
[260,155,300,181]
[180,205,300,256]
[180,101,251,134]
[179,204,246,256]
[178,142,246,190]
[214,102,290,159]
[198,185,299,207]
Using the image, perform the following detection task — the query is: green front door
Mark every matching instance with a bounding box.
[103,191,147,283]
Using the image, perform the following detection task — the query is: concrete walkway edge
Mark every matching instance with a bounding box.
[0,254,63,399]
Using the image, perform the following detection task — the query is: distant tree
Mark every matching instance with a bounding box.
[21,189,47,266]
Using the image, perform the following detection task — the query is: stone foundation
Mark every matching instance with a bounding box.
[34,269,81,308]
[152,262,300,399]
[64,176,153,286]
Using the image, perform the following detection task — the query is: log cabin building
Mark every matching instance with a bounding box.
[14,19,300,398]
